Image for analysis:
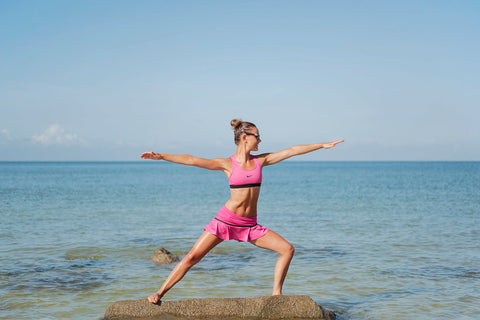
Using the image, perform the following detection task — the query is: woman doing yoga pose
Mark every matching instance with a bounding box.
[140,119,344,303]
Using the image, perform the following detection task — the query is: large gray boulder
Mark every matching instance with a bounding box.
[151,248,180,264]
[104,295,336,320]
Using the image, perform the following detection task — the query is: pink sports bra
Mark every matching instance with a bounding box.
[228,155,262,189]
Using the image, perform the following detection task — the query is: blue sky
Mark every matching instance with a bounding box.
[1,0,479,161]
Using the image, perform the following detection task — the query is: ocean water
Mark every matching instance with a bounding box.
[0,161,479,320]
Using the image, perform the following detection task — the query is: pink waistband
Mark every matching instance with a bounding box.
[215,206,257,226]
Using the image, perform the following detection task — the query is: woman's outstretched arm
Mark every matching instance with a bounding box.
[140,151,229,171]
[260,140,344,166]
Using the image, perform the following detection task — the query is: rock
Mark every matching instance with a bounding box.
[151,248,180,264]
[104,295,336,320]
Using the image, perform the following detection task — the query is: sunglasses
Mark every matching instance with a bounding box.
[244,132,261,140]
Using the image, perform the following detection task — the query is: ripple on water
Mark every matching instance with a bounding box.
[381,265,480,280]
[0,256,111,293]
[295,246,348,260]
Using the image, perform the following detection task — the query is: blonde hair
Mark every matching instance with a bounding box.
[230,119,257,145]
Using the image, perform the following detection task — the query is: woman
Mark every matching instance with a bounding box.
[140,119,343,303]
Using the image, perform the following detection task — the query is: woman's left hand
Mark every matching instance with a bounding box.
[323,140,344,149]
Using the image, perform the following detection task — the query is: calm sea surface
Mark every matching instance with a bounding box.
[1,161,479,320]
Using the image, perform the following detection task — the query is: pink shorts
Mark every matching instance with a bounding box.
[204,206,270,242]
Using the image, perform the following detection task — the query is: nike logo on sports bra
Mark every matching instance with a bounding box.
[228,155,262,189]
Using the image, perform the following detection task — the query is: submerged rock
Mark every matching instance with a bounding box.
[151,248,180,264]
[104,295,336,319]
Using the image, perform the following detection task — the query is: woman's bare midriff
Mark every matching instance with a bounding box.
[224,187,260,218]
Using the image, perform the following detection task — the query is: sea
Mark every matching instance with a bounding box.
[0,161,479,320]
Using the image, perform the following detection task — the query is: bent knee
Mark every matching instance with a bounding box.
[183,252,203,266]
[282,244,295,258]
[288,244,295,256]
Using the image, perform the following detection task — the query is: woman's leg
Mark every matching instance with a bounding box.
[148,231,223,303]
[250,230,295,295]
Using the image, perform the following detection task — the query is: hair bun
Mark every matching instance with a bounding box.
[230,119,242,129]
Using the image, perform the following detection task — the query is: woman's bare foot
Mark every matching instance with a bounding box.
[148,293,162,304]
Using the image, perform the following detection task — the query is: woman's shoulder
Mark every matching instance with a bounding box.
[252,153,270,166]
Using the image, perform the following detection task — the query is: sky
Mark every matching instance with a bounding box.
[1,0,479,161]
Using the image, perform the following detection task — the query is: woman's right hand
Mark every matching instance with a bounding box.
[140,151,163,160]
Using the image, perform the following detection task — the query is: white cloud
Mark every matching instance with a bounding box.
[0,128,12,144]
[1,128,10,137]
[32,124,86,146]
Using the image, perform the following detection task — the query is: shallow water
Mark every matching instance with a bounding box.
[1,161,479,319]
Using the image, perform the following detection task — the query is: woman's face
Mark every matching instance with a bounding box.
[243,127,261,151]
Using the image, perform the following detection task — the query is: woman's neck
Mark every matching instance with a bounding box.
[234,146,252,164]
